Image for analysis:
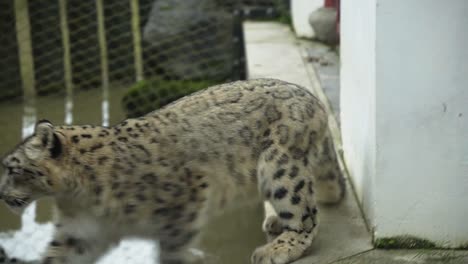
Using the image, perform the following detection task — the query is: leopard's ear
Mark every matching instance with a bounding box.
[35,120,54,148]
[26,120,62,159]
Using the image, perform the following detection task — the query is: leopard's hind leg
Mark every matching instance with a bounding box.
[314,134,346,204]
[254,144,319,264]
[254,121,344,264]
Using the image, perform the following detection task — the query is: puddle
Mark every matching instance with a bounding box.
[0,87,265,263]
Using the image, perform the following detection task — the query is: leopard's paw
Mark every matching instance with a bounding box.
[251,234,310,264]
[251,243,292,264]
[262,215,283,242]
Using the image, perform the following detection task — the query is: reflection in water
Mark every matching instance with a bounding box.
[0,86,265,263]
[102,100,110,127]
[21,104,36,139]
[102,88,110,127]
[65,98,73,125]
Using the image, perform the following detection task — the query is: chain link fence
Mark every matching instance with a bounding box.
[0,0,290,100]
[0,0,290,263]
[0,1,23,101]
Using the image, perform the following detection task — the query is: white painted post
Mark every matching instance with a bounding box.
[340,0,377,227]
[341,0,468,247]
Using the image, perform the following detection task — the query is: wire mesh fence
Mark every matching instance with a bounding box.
[0,0,290,100]
[0,0,290,263]
[0,1,23,101]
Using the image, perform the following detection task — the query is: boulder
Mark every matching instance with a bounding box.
[309,7,339,45]
[143,0,238,81]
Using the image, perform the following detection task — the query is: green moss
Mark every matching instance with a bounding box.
[457,243,468,250]
[275,0,292,27]
[278,14,292,26]
[375,236,437,249]
[247,0,292,29]
[122,78,218,118]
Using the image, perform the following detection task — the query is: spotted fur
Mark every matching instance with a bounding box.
[0,79,345,264]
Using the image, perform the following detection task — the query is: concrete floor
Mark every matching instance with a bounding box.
[244,21,468,264]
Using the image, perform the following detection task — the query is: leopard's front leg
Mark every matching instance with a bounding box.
[0,231,106,264]
[37,224,112,264]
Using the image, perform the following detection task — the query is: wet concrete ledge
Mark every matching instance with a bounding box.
[244,20,468,264]
[244,21,373,264]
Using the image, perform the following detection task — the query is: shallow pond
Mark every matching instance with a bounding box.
[0,87,265,263]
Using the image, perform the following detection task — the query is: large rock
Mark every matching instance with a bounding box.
[309,7,339,45]
[143,0,239,81]
[143,0,217,41]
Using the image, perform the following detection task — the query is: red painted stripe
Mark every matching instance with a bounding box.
[324,0,335,8]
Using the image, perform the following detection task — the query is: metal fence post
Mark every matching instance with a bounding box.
[131,0,144,82]
[15,0,36,103]
[96,0,110,126]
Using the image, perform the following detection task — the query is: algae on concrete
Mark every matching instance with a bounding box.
[375,236,437,249]
[334,249,468,264]
[457,243,468,250]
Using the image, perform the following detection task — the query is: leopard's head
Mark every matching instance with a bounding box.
[0,120,67,214]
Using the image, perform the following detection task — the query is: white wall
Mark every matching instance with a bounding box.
[340,0,377,227]
[341,0,468,247]
[291,0,322,38]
